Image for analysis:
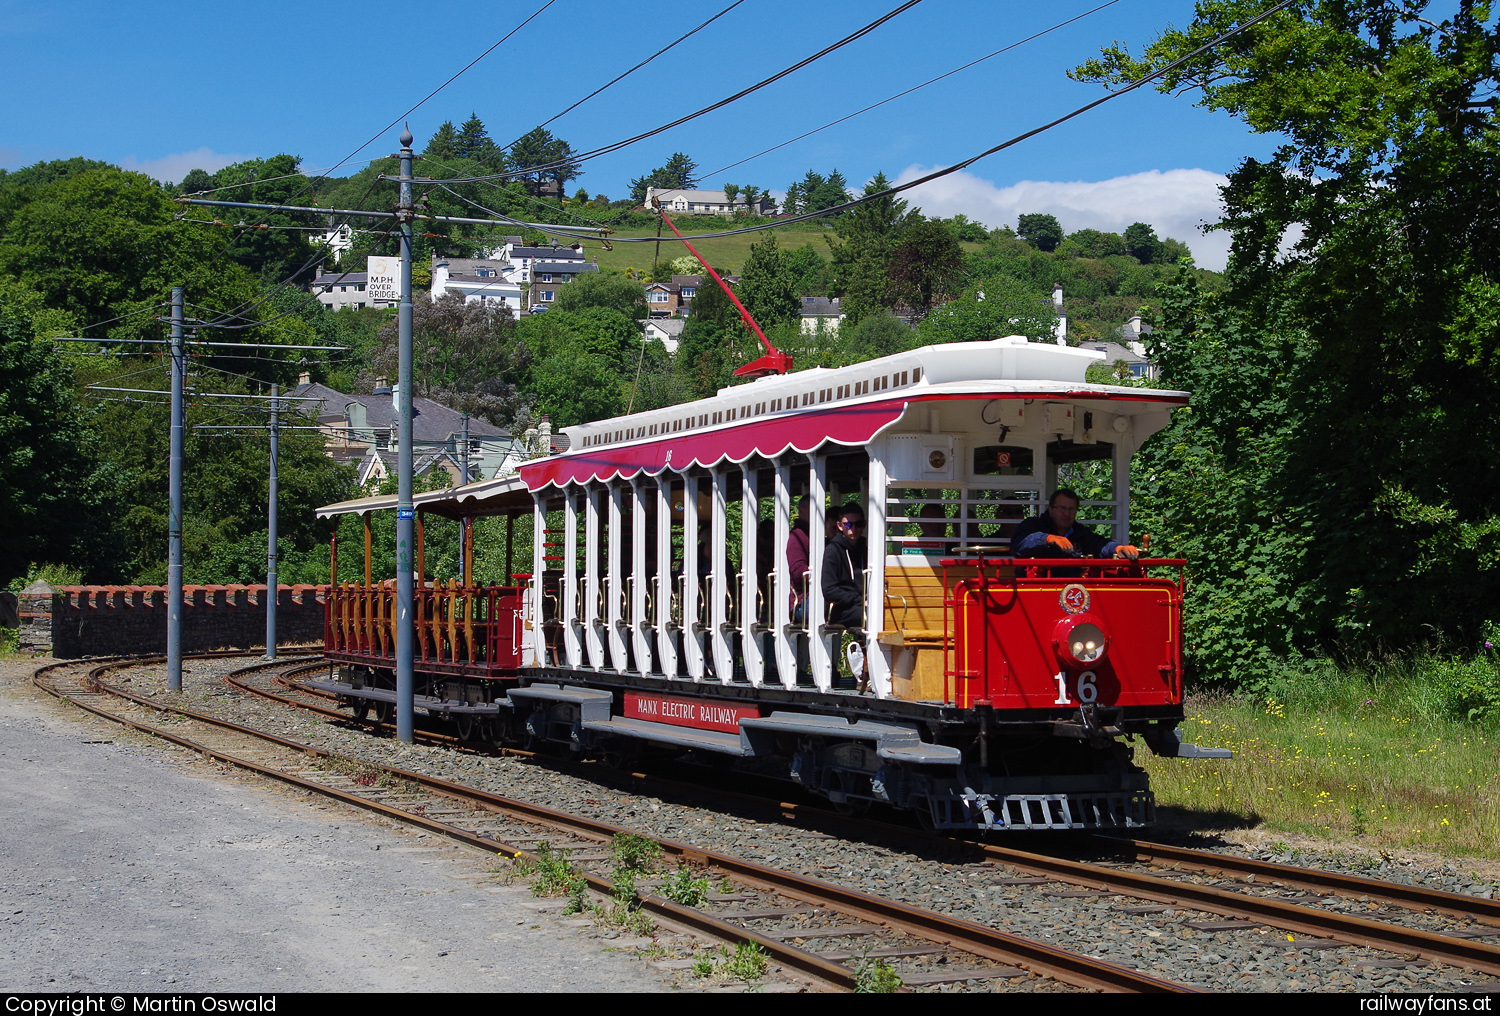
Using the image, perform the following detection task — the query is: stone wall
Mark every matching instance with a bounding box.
[38,584,327,658]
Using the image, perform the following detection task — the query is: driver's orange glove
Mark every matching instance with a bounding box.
[1046,535,1075,553]
[1113,544,1141,560]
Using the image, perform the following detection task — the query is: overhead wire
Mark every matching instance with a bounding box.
[437,0,928,186]
[499,0,749,150]
[176,3,558,333]
[451,0,1299,248]
[699,0,1121,181]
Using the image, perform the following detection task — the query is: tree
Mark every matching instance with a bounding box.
[1016,213,1063,252]
[916,276,1058,346]
[0,299,118,585]
[887,220,964,317]
[551,272,647,320]
[737,233,800,328]
[508,127,580,197]
[1074,0,1500,684]
[424,121,459,161]
[1059,228,1126,259]
[1123,222,1162,264]
[629,153,700,205]
[834,172,917,241]
[371,293,525,406]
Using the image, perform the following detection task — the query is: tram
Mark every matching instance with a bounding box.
[312,334,1228,832]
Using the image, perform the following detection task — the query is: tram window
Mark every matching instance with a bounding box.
[972,445,1034,476]
[913,367,922,383]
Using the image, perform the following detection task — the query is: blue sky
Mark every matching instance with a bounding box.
[3,0,1284,268]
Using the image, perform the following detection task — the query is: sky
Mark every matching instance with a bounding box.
[2,0,1285,270]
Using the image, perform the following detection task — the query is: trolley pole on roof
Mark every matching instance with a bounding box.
[265,384,280,660]
[395,130,417,744]
[167,287,185,692]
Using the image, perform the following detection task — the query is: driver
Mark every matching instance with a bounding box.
[1010,489,1141,560]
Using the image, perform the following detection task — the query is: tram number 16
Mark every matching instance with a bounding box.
[1053,670,1098,706]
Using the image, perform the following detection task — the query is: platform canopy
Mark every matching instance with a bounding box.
[316,474,532,520]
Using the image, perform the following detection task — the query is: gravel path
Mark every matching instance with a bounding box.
[0,657,692,993]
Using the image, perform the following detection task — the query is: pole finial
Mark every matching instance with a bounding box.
[400,126,414,148]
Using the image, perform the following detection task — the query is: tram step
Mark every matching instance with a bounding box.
[581,715,753,757]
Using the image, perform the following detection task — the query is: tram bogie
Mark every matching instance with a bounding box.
[312,336,1229,832]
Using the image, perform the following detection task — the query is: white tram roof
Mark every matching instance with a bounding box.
[518,336,1187,491]
[316,473,531,519]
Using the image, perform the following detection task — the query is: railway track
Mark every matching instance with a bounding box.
[34,653,1192,993]
[229,654,1500,991]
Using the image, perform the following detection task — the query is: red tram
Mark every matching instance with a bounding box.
[313,335,1228,831]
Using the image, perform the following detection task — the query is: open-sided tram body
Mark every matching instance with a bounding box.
[314,336,1227,832]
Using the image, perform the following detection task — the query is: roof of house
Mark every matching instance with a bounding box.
[1078,340,1149,364]
[647,188,731,204]
[508,245,585,260]
[532,260,598,275]
[801,296,843,317]
[644,319,686,337]
[291,381,512,442]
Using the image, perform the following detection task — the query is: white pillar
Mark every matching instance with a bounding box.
[866,448,890,697]
[681,475,705,680]
[563,491,581,667]
[772,463,797,688]
[740,467,764,686]
[809,454,832,690]
[607,483,628,670]
[656,479,679,677]
[709,468,733,684]
[584,487,604,669]
[630,481,653,674]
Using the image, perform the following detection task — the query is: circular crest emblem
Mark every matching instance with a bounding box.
[1060,583,1090,614]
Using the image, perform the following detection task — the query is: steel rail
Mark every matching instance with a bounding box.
[35,655,1192,993]
[205,656,1500,979]
[975,842,1500,975]
[1096,835,1500,926]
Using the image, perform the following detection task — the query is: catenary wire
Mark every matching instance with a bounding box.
[457,0,1299,248]
[699,0,1121,181]
[437,0,927,185]
[501,0,749,149]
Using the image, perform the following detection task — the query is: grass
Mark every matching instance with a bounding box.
[589,218,837,277]
[1146,654,1500,858]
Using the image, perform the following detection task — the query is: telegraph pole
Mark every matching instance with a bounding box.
[265,383,280,659]
[167,288,185,693]
[395,129,417,744]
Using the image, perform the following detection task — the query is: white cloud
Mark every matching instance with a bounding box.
[893,166,1232,271]
[119,147,256,185]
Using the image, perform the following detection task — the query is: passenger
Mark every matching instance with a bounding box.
[907,501,949,554]
[822,504,868,629]
[787,495,812,624]
[1010,489,1141,560]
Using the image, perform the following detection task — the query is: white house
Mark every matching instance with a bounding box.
[311,268,395,311]
[430,257,524,312]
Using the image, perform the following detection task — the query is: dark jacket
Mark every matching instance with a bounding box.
[822,532,867,628]
[1010,513,1121,558]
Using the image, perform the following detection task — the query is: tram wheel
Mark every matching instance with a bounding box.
[372,700,394,726]
[349,699,370,722]
[455,714,475,741]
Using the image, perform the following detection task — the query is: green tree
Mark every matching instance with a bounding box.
[916,276,1058,345]
[424,121,460,161]
[552,271,647,319]
[629,153,700,205]
[0,299,119,585]
[1123,222,1162,264]
[1076,0,1500,684]
[888,220,964,317]
[1016,213,1063,251]
[737,232,800,328]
